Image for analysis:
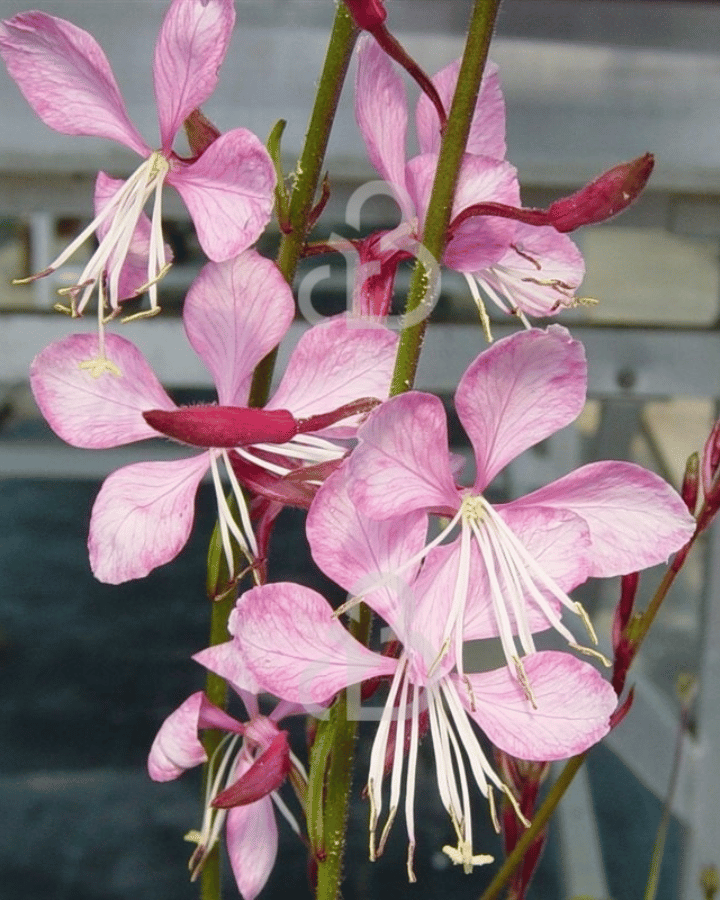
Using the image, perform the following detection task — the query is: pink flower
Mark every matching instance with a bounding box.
[226,558,617,878]
[354,37,585,327]
[0,0,275,326]
[30,250,398,583]
[343,326,696,690]
[148,647,305,900]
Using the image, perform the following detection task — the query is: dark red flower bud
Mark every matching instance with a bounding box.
[546,153,654,232]
[702,418,720,498]
[343,0,386,30]
[681,451,700,516]
[143,405,298,448]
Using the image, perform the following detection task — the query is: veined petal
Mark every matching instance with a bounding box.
[348,392,460,519]
[307,466,428,625]
[228,583,396,705]
[30,332,175,449]
[88,454,209,583]
[0,12,148,155]
[193,640,261,696]
[154,0,235,148]
[226,797,278,900]
[148,691,208,781]
[169,128,275,261]
[355,35,412,216]
[416,59,505,159]
[94,172,173,301]
[183,252,294,406]
[443,156,520,273]
[266,317,398,425]
[513,460,696,577]
[456,327,586,490]
[459,651,616,760]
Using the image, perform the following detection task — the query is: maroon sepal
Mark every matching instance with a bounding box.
[344,0,386,30]
[143,406,298,448]
[609,687,635,731]
[228,451,336,509]
[296,397,381,434]
[183,108,221,157]
[451,153,654,235]
[212,731,291,808]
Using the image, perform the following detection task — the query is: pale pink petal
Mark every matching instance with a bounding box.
[228,583,395,705]
[266,317,398,425]
[459,651,616,760]
[355,35,412,216]
[183,252,294,406]
[416,59,506,159]
[226,796,277,900]
[455,327,587,490]
[480,224,585,317]
[494,503,592,593]
[153,0,235,147]
[443,156,520,272]
[169,128,275,261]
[88,454,210,583]
[513,461,696,577]
[348,393,460,519]
[307,466,428,625]
[193,640,261,696]
[0,13,147,155]
[30,333,175,449]
[94,172,173,300]
[148,691,208,781]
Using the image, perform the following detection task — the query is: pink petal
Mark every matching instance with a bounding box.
[443,156,520,272]
[94,172,173,300]
[30,333,175,449]
[0,12,147,155]
[153,0,235,148]
[307,466,428,626]
[355,36,412,217]
[226,797,278,900]
[193,640,261,696]
[482,224,585,317]
[416,59,506,159]
[148,691,244,782]
[455,327,587,490]
[347,393,460,519]
[266,317,398,425]
[228,583,395,705]
[460,651,616,760]
[147,692,208,781]
[213,732,290,808]
[169,128,275,261]
[183,252,294,406]
[88,454,209,583]
[513,461,696,577]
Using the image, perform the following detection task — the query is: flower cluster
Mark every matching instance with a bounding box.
[1,1,699,899]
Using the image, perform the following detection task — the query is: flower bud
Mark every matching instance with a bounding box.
[681,451,700,515]
[343,0,386,30]
[546,153,654,232]
[702,418,720,498]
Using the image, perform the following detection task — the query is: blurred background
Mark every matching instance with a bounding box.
[0,1,718,898]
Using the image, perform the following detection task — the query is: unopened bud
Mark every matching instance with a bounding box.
[343,0,386,30]
[546,153,654,232]
[702,418,720,498]
[681,451,700,515]
[184,108,221,157]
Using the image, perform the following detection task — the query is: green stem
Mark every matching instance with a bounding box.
[249,4,358,408]
[199,10,358,899]
[390,0,502,396]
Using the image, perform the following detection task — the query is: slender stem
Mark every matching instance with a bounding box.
[390,0,502,396]
[199,11,358,899]
[249,5,358,408]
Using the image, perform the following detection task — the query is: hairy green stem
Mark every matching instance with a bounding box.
[390,0,502,396]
